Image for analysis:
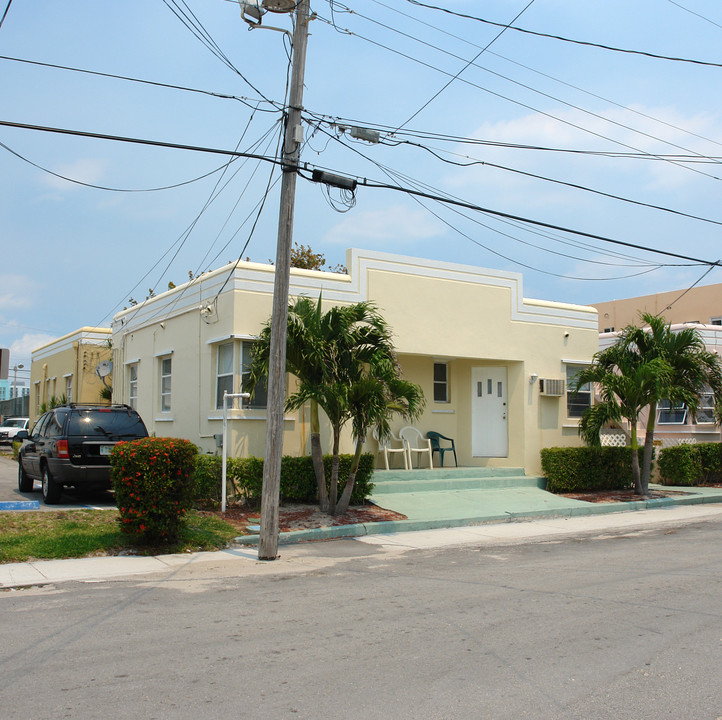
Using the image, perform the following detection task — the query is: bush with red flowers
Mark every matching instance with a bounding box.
[110,437,196,542]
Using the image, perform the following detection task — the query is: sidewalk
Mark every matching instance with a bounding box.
[2,503,722,590]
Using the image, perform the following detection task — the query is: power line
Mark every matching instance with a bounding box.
[331,2,722,167]
[0,55,282,111]
[403,0,722,69]
[353,176,719,268]
[305,109,722,162]
[5,117,717,271]
[0,139,244,192]
[666,0,722,30]
[0,119,284,164]
[315,16,722,183]
[0,0,12,31]
[370,0,722,154]
[391,138,722,228]
[392,0,537,131]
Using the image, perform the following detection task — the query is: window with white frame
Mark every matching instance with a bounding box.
[710,316,722,326]
[128,364,138,410]
[241,341,267,409]
[160,356,172,412]
[34,382,40,414]
[65,375,73,403]
[566,365,591,418]
[433,362,449,403]
[695,388,715,423]
[658,399,687,424]
[216,343,235,409]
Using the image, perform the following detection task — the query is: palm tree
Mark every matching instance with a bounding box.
[335,353,424,515]
[245,294,423,514]
[245,295,331,511]
[625,313,722,493]
[574,342,671,495]
[575,312,722,495]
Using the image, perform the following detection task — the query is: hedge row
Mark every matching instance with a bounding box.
[540,446,646,493]
[193,452,376,509]
[657,443,722,486]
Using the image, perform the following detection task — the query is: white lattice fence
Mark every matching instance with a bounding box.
[600,431,628,447]
[658,437,697,449]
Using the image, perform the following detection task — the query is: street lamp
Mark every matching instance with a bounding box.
[12,364,23,415]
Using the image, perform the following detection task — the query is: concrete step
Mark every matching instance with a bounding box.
[371,468,546,495]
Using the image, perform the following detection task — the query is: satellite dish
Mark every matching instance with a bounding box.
[262,0,296,12]
[96,360,113,378]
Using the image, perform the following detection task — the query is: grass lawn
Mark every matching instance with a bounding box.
[0,509,240,564]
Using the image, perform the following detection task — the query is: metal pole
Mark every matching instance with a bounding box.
[221,391,249,513]
[258,0,310,560]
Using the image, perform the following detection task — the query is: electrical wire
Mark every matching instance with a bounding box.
[391,138,722,228]
[314,15,722,183]
[665,0,722,30]
[657,262,721,316]
[305,109,722,162]
[0,0,12,31]
[162,0,272,102]
[332,1,722,167]
[0,119,284,165]
[96,117,283,326]
[403,0,722,69]
[0,55,282,111]
[391,0,537,131]
[0,139,244,192]
[370,0,722,154]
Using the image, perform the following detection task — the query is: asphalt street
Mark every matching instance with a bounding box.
[0,454,115,509]
[1,512,721,719]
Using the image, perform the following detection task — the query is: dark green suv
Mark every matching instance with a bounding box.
[16,404,148,504]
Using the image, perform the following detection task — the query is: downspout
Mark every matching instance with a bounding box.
[73,341,80,403]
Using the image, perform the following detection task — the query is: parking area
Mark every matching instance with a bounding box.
[0,454,116,510]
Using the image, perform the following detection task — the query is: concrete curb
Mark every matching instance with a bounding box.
[234,491,722,546]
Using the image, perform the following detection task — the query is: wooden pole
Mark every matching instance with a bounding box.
[258,0,310,560]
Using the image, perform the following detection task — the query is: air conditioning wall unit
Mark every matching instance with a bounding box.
[539,378,566,397]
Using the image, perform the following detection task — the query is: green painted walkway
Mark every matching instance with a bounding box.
[237,467,722,546]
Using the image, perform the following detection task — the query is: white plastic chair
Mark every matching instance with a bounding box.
[372,428,409,470]
[399,426,433,469]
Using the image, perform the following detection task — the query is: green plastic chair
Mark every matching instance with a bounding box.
[426,431,457,467]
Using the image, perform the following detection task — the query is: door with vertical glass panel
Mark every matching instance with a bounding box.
[471,366,508,457]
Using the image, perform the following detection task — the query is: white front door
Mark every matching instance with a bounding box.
[471,366,508,457]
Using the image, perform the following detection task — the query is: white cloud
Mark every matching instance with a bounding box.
[40,158,106,191]
[0,275,36,312]
[8,333,56,362]
[323,205,446,246]
[459,105,721,193]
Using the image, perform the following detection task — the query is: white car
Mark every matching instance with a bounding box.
[0,417,30,445]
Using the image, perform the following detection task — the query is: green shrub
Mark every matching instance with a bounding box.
[541,446,644,493]
[657,442,722,486]
[111,437,197,542]
[193,453,375,508]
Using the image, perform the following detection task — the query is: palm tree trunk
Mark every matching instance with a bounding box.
[336,437,364,516]
[329,427,341,514]
[309,401,328,512]
[630,424,643,495]
[641,400,657,497]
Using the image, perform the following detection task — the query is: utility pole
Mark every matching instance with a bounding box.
[258,0,310,560]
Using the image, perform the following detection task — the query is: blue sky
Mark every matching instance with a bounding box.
[2,0,722,375]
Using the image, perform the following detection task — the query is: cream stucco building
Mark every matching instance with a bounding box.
[110,249,598,474]
[30,328,112,421]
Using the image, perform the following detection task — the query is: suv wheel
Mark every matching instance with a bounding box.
[41,466,62,505]
[18,460,33,493]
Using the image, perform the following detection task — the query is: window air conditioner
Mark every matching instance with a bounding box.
[539,378,565,397]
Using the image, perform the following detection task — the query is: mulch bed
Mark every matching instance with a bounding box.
[559,489,694,503]
[202,503,407,534]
